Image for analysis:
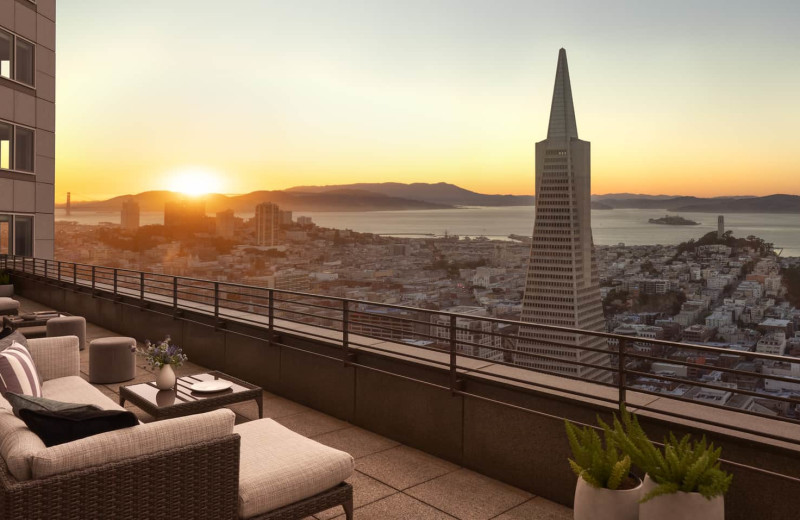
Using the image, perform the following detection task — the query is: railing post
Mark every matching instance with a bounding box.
[91,266,96,295]
[172,277,178,314]
[139,272,145,307]
[618,338,628,411]
[214,282,220,329]
[44,259,48,281]
[22,256,25,275]
[342,300,350,366]
[450,315,458,395]
[72,264,77,287]
[57,261,61,283]
[268,289,275,346]
[113,269,118,296]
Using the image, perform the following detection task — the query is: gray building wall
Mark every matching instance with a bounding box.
[0,0,56,259]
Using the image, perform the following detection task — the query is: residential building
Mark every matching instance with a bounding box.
[0,0,56,258]
[215,209,235,239]
[517,49,610,382]
[164,199,207,231]
[255,202,280,247]
[432,306,503,361]
[120,199,140,231]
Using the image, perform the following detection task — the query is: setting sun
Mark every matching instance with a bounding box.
[165,167,225,196]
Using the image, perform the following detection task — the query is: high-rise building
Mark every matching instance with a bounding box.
[120,199,140,230]
[215,209,235,238]
[717,215,724,239]
[0,1,56,258]
[66,192,71,216]
[517,49,611,382]
[255,202,279,246]
[164,199,207,231]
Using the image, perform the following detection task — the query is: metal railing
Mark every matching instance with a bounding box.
[3,254,800,445]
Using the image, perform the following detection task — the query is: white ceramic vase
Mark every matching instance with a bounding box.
[155,364,176,390]
[574,475,643,520]
[639,475,724,520]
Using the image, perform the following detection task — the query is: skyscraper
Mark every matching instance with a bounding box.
[255,202,280,247]
[0,0,56,258]
[121,199,140,230]
[517,49,611,382]
[717,215,724,239]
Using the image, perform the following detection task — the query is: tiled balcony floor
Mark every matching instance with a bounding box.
[15,296,572,520]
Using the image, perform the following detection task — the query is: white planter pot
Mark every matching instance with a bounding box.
[155,364,177,390]
[0,284,13,298]
[574,475,642,520]
[639,474,724,520]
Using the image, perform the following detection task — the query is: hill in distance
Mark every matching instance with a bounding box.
[61,183,800,214]
[61,189,453,213]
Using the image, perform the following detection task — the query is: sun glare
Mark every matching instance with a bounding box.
[166,167,224,196]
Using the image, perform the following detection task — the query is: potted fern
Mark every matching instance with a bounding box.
[565,418,643,520]
[0,270,12,297]
[613,409,732,520]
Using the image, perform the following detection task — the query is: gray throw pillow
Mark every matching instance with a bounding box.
[0,330,27,351]
[5,392,101,418]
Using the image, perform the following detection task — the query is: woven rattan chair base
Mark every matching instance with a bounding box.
[0,435,241,520]
[250,482,353,520]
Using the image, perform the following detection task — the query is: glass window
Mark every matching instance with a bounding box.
[14,215,33,257]
[15,39,34,86]
[15,127,34,172]
[0,215,11,255]
[0,30,11,79]
[0,122,11,170]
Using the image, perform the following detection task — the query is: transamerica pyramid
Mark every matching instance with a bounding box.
[517,49,611,382]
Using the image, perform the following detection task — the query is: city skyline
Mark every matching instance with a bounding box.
[55,1,800,202]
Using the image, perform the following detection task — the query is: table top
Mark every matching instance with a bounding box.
[120,371,261,414]
[3,312,68,329]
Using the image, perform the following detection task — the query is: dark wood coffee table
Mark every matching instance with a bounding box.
[119,371,263,420]
[3,311,69,331]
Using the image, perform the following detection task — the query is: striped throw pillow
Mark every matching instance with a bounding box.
[0,342,42,397]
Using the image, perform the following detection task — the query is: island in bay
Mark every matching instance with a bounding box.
[648,215,700,226]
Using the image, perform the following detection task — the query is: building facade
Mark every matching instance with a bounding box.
[0,0,56,258]
[120,199,140,231]
[517,49,610,382]
[255,202,279,247]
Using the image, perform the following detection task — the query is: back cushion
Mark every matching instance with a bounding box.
[0,342,42,397]
[31,408,235,479]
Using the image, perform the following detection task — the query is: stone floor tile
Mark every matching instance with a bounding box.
[313,426,400,459]
[274,410,351,438]
[315,471,396,520]
[406,469,532,520]
[492,497,572,520]
[356,445,460,490]
[324,493,456,520]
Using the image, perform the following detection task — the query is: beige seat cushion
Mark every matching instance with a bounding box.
[0,408,47,481]
[31,408,235,479]
[234,419,354,519]
[40,376,127,411]
[40,376,127,412]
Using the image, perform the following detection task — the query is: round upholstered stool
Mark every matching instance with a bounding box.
[46,316,87,350]
[0,297,20,316]
[89,337,137,384]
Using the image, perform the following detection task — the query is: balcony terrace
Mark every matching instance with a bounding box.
[4,255,800,519]
[10,294,571,520]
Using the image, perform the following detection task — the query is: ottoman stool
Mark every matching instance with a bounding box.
[0,297,19,316]
[89,336,137,384]
[47,316,87,350]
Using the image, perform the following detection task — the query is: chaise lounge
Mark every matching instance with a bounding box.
[0,335,354,519]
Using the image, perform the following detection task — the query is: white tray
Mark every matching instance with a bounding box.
[190,380,233,393]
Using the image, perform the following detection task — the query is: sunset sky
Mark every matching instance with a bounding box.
[56,0,800,202]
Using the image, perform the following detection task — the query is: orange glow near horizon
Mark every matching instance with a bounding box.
[53,2,800,204]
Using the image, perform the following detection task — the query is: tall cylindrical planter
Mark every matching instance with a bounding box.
[155,364,176,390]
[639,475,724,520]
[574,475,643,520]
